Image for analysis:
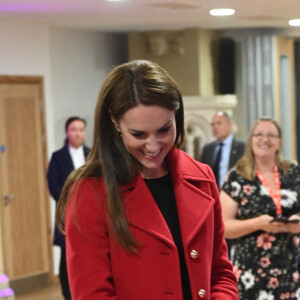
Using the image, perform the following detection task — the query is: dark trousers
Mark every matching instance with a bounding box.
[59,247,72,300]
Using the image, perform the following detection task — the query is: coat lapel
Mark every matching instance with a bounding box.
[169,148,215,246]
[83,145,90,159]
[174,176,215,245]
[62,145,74,170]
[208,142,217,166]
[121,147,215,249]
[229,138,237,168]
[122,175,175,247]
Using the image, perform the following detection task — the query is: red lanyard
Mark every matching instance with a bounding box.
[256,165,282,215]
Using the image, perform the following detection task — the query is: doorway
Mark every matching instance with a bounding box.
[0,76,53,293]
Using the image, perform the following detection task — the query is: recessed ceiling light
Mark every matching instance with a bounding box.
[209,8,235,16]
[289,19,300,26]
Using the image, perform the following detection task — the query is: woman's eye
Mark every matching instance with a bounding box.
[131,132,145,138]
[158,126,170,133]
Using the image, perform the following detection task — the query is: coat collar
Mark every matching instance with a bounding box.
[121,147,215,247]
[62,144,75,170]
[62,144,90,169]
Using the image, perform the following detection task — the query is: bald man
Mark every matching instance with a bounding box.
[201,111,245,188]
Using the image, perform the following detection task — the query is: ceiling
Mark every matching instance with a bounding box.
[1,0,300,34]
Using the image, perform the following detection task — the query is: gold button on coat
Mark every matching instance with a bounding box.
[190,249,198,259]
[198,289,206,298]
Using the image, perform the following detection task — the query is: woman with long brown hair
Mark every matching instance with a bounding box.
[57,60,238,300]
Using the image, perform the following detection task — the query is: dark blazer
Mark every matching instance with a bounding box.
[47,144,90,247]
[201,137,245,170]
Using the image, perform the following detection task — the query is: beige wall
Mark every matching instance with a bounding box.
[128,28,222,96]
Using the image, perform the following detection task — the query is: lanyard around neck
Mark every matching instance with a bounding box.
[256,165,282,215]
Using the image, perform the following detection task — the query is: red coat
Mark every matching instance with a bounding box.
[66,147,238,299]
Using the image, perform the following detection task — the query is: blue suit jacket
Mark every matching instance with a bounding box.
[47,144,90,247]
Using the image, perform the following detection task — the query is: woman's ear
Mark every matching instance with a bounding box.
[110,112,121,132]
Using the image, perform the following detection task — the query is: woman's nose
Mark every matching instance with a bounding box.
[145,136,160,152]
[261,134,269,141]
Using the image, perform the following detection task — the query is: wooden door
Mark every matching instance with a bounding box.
[0,76,52,293]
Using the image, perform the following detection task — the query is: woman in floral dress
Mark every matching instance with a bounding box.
[220,117,300,300]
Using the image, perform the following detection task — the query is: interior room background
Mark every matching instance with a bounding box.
[1,19,300,293]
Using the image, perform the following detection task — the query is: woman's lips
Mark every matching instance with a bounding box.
[142,149,161,158]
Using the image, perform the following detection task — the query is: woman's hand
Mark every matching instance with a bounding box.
[285,214,300,234]
[255,214,287,234]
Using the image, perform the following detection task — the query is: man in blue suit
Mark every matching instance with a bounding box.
[47,116,90,300]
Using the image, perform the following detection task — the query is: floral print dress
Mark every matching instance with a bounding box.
[222,164,300,300]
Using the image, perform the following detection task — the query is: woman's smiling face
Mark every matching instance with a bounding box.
[113,104,176,179]
[251,120,281,161]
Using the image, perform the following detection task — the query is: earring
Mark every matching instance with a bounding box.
[114,126,122,139]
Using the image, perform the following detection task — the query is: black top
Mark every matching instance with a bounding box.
[144,173,192,300]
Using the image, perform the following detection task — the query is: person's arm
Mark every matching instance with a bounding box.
[285,165,300,233]
[65,179,117,300]
[47,154,63,202]
[220,190,288,238]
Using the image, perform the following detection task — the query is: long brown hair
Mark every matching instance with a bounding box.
[236,117,292,180]
[56,60,185,252]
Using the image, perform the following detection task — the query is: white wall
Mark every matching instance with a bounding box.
[0,20,128,276]
[48,27,128,151]
[0,20,54,149]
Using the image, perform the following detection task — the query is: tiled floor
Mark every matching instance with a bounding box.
[15,283,63,300]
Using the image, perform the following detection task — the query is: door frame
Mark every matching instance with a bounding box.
[0,75,54,292]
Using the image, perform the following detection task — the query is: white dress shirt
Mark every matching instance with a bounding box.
[69,145,85,169]
[219,134,233,186]
[213,134,233,186]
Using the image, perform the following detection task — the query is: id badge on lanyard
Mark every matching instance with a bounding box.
[256,165,282,215]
